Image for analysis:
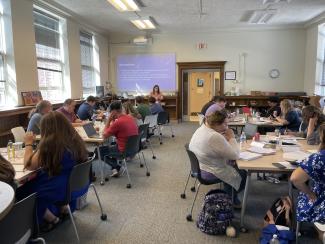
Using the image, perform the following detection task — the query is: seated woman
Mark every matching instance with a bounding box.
[189,110,246,207]
[16,111,88,231]
[27,100,52,135]
[276,99,301,132]
[0,154,15,188]
[300,105,325,145]
[122,101,142,120]
[290,123,325,224]
[150,84,164,102]
[135,96,150,120]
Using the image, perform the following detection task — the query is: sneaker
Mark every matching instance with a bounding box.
[110,169,119,177]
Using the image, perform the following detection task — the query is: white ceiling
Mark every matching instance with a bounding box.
[51,0,325,35]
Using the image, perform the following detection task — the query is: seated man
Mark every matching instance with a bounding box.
[265,96,281,118]
[57,99,83,127]
[149,96,164,115]
[189,110,246,207]
[102,101,138,176]
[204,96,226,116]
[77,96,103,121]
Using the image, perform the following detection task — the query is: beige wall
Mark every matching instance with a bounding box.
[109,28,306,95]
[2,0,109,105]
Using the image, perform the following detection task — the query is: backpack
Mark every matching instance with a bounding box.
[196,189,233,235]
[264,196,293,227]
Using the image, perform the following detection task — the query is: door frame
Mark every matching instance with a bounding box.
[177,61,226,121]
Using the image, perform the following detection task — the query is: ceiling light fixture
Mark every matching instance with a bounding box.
[262,0,291,4]
[107,0,140,12]
[248,9,277,24]
[131,17,156,30]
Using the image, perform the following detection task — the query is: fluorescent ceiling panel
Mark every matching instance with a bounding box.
[107,0,140,11]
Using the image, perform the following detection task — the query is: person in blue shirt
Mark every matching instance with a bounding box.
[148,96,164,115]
[291,123,325,224]
[27,100,52,135]
[77,96,97,120]
[16,111,89,232]
[275,99,301,132]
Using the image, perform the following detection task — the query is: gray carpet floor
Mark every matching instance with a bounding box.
[42,122,321,243]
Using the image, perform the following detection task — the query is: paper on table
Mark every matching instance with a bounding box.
[278,161,297,170]
[307,149,318,154]
[247,146,276,155]
[250,141,265,148]
[14,164,25,172]
[282,145,301,153]
[239,151,262,161]
[283,151,311,161]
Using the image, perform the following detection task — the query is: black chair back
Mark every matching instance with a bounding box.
[138,123,149,139]
[0,193,37,244]
[60,154,96,205]
[185,146,202,179]
[124,134,141,158]
[157,111,169,125]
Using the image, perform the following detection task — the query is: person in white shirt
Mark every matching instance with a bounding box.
[189,110,246,207]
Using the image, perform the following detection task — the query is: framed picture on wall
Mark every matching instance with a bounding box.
[21,91,43,106]
[225,71,236,80]
[197,78,204,87]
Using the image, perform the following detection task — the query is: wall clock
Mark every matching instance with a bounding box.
[269,69,280,79]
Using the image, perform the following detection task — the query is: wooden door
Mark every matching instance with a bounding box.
[189,72,213,116]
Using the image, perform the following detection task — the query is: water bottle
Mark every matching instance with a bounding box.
[270,234,280,244]
[7,140,13,159]
[239,132,247,150]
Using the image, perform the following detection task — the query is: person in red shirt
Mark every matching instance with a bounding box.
[103,101,138,176]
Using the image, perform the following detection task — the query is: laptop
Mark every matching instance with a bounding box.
[83,123,101,139]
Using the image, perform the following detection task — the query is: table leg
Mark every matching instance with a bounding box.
[97,146,105,185]
[288,178,295,229]
[240,171,251,232]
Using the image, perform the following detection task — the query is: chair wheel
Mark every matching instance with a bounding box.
[140,164,144,168]
[126,184,132,188]
[160,133,162,136]
[240,227,248,233]
[152,156,156,159]
[105,177,109,182]
[180,193,186,199]
[100,181,104,185]
[190,187,196,192]
[146,172,150,176]
[186,214,193,222]
[160,142,163,145]
[101,214,107,221]
[172,135,175,138]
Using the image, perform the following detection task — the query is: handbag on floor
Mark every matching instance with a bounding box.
[264,196,293,227]
[196,189,233,235]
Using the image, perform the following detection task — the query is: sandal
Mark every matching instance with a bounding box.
[40,217,61,233]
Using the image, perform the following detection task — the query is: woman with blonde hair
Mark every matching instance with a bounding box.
[17,111,88,231]
[276,99,301,132]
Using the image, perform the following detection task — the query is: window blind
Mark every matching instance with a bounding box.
[80,31,95,97]
[34,9,63,102]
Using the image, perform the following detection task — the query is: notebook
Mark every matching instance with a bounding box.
[283,151,311,162]
[247,146,276,155]
[239,151,262,161]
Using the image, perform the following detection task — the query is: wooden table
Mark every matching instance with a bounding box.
[237,139,318,232]
[248,118,283,127]
[0,181,15,220]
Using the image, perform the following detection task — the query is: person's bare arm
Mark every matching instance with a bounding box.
[306,117,317,139]
[276,116,288,125]
[23,132,40,170]
[290,167,317,202]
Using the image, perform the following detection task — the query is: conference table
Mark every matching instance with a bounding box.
[237,137,318,232]
[0,181,15,221]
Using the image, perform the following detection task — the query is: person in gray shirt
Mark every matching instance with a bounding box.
[27,100,52,135]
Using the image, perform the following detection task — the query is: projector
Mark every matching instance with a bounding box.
[133,36,152,45]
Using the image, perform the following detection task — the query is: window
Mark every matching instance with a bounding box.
[0,11,5,106]
[80,31,96,97]
[34,9,64,102]
[315,24,325,96]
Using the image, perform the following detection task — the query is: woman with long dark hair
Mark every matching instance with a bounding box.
[150,84,164,102]
[17,111,88,231]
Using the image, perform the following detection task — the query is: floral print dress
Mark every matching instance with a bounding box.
[297,150,325,223]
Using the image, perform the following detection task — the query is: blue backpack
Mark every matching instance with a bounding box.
[196,189,233,235]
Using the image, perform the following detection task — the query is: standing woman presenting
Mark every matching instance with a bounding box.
[150,84,164,102]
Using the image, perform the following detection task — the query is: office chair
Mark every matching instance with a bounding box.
[57,153,107,242]
[138,123,157,159]
[157,111,175,144]
[0,193,46,244]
